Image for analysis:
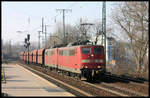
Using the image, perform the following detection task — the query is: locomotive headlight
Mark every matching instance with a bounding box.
[84,66,88,68]
[91,54,94,57]
[97,66,101,68]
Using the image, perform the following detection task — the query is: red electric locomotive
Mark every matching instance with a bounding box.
[79,45,105,79]
[45,45,105,80]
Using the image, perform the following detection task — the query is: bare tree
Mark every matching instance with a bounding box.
[91,21,103,45]
[46,22,80,47]
[112,2,149,73]
[91,20,114,45]
[46,22,64,48]
[46,19,93,48]
[65,24,80,43]
[74,18,92,41]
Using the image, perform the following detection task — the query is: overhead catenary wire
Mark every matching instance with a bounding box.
[50,2,77,23]
[28,3,77,33]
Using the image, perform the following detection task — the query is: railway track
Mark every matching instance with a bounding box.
[17,62,148,97]
[93,82,148,96]
[104,73,148,88]
[99,73,149,96]
[104,72,148,84]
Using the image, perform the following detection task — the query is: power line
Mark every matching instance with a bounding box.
[38,31,42,49]
[42,17,44,34]
[56,8,72,45]
[50,3,76,23]
[32,3,76,46]
[44,24,50,48]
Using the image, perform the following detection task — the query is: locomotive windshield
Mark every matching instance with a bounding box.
[82,48,91,54]
[93,47,102,54]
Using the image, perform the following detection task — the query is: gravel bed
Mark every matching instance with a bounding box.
[108,82,149,95]
[99,74,149,96]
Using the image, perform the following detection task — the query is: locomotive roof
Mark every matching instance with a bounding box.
[45,45,104,51]
[67,44,104,48]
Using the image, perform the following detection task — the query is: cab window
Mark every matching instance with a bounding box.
[82,48,91,54]
[94,47,102,54]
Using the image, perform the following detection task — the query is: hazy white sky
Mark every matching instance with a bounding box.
[2,1,117,45]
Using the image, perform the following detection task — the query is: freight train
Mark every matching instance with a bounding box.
[20,44,106,80]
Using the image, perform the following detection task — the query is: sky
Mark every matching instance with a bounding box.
[2,1,118,45]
